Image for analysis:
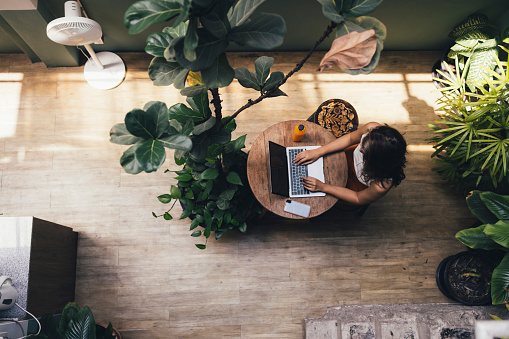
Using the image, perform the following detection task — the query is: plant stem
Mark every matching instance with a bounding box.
[221,21,338,127]
[210,88,223,126]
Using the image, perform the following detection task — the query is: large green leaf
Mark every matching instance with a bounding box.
[135,139,166,172]
[159,134,193,151]
[184,17,199,62]
[228,0,266,27]
[175,29,229,71]
[229,13,286,49]
[180,84,208,97]
[318,0,383,22]
[219,188,236,201]
[164,22,188,38]
[466,190,499,224]
[201,53,235,88]
[199,0,232,38]
[480,191,509,220]
[200,168,219,180]
[455,224,503,250]
[186,91,210,117]
[450,30,491,53]
[343,0,383,18]
[173,0,190,27]
[143,101,170,138]
[484,220,509,249]
[124,0,184,34]
[125,106,166,139]
[448,13,489,39]
[120,143,143,174]
[491,252,509,304]
[232,134,246,152]
[110,123,143,145]
[148,57,189,87]
[193,116,217,135]
[227,171,243,185]
[162,23,188,62]
[234,67,260,90]
[262,71,284,91]
[63,306,96,339]
[254,56,273,86]
[145,32,172,57]
[189,134,213,161]
[466,45,498,85]
[169,103,207,123]
[59,303,80,335]
[208,127,232,145]
[320,2,345,23]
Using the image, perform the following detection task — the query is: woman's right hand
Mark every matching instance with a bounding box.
[293,149,321,165]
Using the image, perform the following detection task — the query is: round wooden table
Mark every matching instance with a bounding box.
[247,120,347,219]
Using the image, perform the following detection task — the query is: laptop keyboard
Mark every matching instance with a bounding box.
[288,148,310,196]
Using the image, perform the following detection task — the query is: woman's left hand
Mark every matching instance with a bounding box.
[302,177,324,192]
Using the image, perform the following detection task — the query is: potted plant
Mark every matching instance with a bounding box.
[29,302,121,339]
[428,44,509,193]
[438,190,509,305]
[110,0,388,249]
[432,14,507,90]
[436,249,496,305]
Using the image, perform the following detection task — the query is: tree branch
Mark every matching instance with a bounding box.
[209,88,223,126]
[221,21,338,126]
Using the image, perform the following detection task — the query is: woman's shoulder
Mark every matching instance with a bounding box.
[371,179,393,191]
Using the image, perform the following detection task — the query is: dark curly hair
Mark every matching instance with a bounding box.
[360,125,407,188]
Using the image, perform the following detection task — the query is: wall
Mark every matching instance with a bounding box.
[0,0,507,64]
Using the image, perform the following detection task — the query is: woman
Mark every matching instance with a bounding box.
[293,122,407,206]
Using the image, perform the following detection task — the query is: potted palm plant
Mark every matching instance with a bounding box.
[437,191,509,305]
[429,45,509,193]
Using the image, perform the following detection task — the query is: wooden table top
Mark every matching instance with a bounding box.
[247,120,347,219]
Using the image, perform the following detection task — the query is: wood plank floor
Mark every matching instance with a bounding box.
[0,51,474,338]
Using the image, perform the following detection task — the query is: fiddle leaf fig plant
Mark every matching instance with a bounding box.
[112,0,386,249]
[456,190,509,304]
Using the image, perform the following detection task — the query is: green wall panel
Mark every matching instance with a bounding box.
[0,0,508,66]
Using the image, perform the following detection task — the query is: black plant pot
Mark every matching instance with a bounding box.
[436,250,496,306]
[431,46,454,89]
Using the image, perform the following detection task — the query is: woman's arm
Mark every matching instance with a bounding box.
[294,122,380,165]
[302,176,391,206]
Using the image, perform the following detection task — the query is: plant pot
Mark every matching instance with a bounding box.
[431,46,455,89]
[436,250,496,306]
[97,323,122,339]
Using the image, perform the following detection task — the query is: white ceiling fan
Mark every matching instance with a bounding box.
[46,1,126,90]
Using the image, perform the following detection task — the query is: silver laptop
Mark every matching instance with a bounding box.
[268,141,326,198]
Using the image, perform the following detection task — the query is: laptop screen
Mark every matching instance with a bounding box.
[268,141,290,197]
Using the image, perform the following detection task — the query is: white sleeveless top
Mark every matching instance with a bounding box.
[353,133,369,186]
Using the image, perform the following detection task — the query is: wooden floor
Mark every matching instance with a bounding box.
[0,51,474,338]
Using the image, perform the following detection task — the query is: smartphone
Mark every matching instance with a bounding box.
[284,199,311,218]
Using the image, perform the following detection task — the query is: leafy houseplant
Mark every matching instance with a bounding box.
[428,45,509,193]
[30,302,120,339]
[110,0,387,249]
[443,14,505,91]
[455,190,509,304]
